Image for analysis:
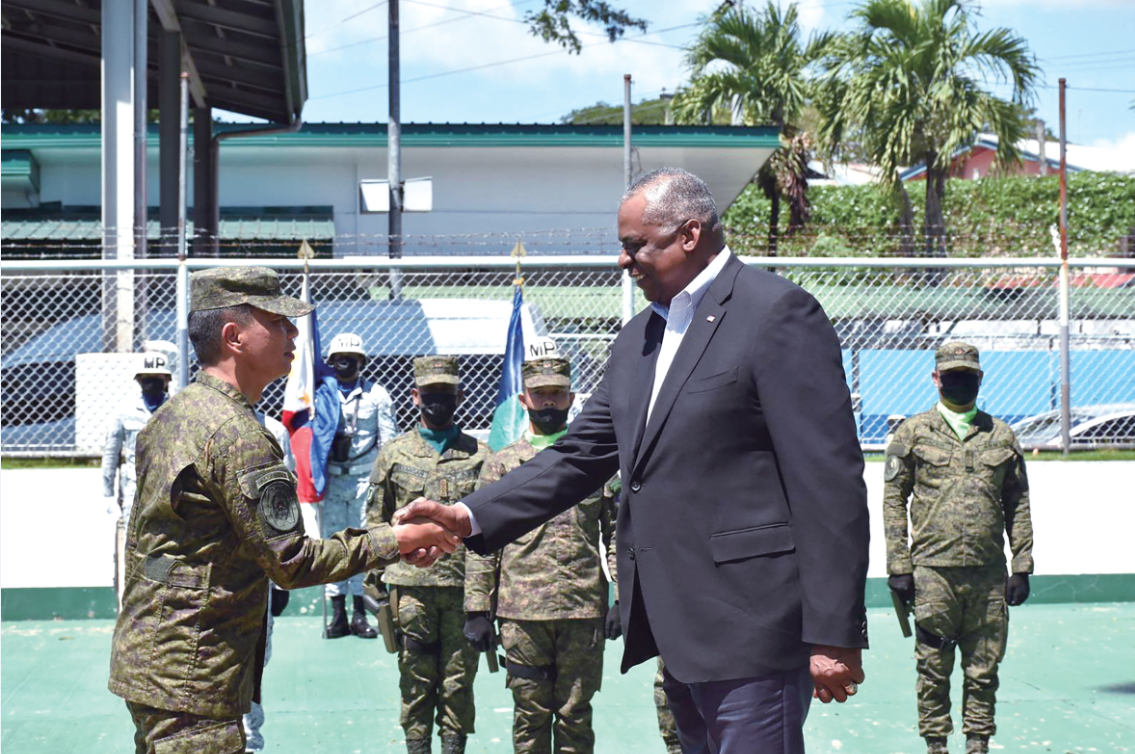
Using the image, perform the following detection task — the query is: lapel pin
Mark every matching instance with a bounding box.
[706,315,716,322]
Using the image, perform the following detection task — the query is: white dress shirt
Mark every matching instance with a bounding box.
[458,247,733,537]
[646,246,732,422]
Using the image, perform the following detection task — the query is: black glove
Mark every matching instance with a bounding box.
[463,612,494,652]
[605,602,622,640]
[269,587,290,617]
[1006,573,1030,606]
[888,574,915,605]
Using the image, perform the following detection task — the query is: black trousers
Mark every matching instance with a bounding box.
[662,664,813,754]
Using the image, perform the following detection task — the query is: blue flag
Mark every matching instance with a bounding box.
[488,286,527,451]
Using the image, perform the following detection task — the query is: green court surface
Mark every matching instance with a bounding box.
[2,604,1132,754]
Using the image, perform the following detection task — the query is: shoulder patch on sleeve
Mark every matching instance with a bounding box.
[259,480,301,535]
[886,441,910,458]
[884,454,904,482]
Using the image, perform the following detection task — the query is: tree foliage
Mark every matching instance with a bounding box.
[723,172,1135,259]
[671,2,831,253]
[559,96,673,125]
[814,0,1039,258]
[526,0,648,54]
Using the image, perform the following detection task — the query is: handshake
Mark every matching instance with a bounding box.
[390,498,473,568]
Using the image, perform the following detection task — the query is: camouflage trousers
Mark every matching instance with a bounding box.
[397,585,479,741]
[914,564,1009,739]
[126,702,244,754]
[500,617,604,754]
[653,658,682,754]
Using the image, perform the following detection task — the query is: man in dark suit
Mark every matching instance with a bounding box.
[399,168,869,753]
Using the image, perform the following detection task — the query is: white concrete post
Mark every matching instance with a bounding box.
[102,0,136,353]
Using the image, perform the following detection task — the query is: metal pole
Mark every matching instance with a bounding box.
[134,0,149,345]
[176,72,190,391]
[621,74,634,326]
[1058,78,1071,456]
[388,0,404,300]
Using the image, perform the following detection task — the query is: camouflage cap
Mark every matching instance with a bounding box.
[413,355,460,386]
[190,266,313,317]
[522,356,571,389]
[936,341,981,371]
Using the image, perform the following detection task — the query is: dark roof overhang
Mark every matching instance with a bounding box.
[1,0,306,123]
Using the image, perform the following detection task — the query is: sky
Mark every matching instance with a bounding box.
[239,0,1134,154]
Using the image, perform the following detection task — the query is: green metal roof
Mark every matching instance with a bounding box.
[0,216,335,242]
[1,149,39,191]
[0,123,780,150]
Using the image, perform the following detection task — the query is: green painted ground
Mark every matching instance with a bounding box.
[2,604,1132,754]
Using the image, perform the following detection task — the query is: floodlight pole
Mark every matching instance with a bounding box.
[1058,79,1071,456]
[388,0,404,300]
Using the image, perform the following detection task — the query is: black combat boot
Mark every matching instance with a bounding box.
[965,735,990,754]
[440,733,466,754]
[351,595,378,639]
[326,595,350,639]
[405,738,431,754]
[925,737,949,754]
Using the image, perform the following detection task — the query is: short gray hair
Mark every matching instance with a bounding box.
[188,304,254,366]
[621,168,721,233]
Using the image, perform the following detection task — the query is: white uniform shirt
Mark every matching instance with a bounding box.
[332,378,398,470]
[101,392,161,498]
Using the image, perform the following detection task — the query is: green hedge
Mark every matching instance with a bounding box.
[722,172,1135,258]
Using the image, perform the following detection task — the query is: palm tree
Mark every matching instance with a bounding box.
[816,0,1038,258]
[672,2,831,254]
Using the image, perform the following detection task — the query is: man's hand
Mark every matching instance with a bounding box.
[887,573,915,605]
[394,497,473,538]
[392,515,460,561]
[463,612,494,652]
[604,602,622,640]
[810,645,865,704]
[1006,573,1030,606]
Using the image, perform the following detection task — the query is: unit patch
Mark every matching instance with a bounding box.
[260,480,300,534]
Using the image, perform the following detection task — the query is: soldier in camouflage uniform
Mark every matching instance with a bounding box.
[108,267,457,754]
[464,355,620,754]
[102,352,172,605]
[653,659,681,754]
[883,342,1034,754]
[367,355,490,754]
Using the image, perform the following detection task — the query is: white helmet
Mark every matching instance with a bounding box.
[328,332,366,358]
[136,352,172,378]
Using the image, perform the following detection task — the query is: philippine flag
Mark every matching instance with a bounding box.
[281,277,340,502]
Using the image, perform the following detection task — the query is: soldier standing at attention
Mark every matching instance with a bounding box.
[464,355,621,754]
[322,332,399,639]
[107,267,458,754]
[102,352,172,604]
[653,659,682,754]
[883,342,1034,754]
[367,355,490,754]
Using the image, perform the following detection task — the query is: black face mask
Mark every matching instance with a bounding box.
[939,371,981,406]
[419,393,458,427]
[138,377,167,398]
[330,355,360,383]
[528,406,570,435]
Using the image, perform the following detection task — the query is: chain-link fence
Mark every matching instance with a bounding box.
[3,255,1133,455]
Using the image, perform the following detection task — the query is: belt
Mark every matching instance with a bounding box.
[327,462,373,477]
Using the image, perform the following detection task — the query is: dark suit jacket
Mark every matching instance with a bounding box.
[464,253,869,683]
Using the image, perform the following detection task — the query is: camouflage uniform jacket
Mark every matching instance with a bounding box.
[367,428,490,587]
[108,373,400,719]
[464,438,619,621]
[883,406,1034,576]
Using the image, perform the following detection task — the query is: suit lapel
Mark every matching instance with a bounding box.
[632,254,742,474]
